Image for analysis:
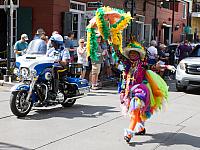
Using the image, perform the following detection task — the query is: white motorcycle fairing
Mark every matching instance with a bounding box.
[16,54,54,75]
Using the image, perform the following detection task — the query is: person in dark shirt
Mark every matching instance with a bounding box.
[177,40,192,62]
[157,44,169,77]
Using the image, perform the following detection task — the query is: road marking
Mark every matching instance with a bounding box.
[152,126,185,150]
[0,99,9,103]
[0,115,14,120]
[34,115,123,150]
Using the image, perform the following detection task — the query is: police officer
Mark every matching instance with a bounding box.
[46,34,70,95]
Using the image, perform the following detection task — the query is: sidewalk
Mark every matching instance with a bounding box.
[0,80,18,88]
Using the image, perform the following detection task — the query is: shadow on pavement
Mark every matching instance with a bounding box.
[18,104,119,120]
[185,87,200,95]
[87,93,107,96]
[0,142,31,150]
[165,79,177,92]
[129,132,200,148]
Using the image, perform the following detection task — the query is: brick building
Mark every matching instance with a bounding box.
[0,0,191,58]
[133,0,191,45]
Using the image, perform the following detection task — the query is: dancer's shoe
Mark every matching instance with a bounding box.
[135,128,146,135]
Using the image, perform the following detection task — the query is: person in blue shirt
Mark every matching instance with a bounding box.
[14,34,29,57]
[46,34,70,95]
[64,32,75,63]
[33,28,45,40]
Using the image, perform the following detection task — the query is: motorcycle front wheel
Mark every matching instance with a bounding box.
[10,91,33,117]
[61,99,76,107]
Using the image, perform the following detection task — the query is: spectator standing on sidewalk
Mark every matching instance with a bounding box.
[101,39,112,79]
[77,38,88,79]
[177,40,192,62]
[91,35,104,90]
[64,32,75,63]
[34,28,45,40]
[147,40,158,65]
[14,34,29,58]
[157,44,169,78]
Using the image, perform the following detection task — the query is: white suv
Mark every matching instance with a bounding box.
[176,45,200,91]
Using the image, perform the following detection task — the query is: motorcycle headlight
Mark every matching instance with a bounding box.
[31,69,37,76]
[13,68,19,76]
[179,62,186,70]
[21,68,29,78]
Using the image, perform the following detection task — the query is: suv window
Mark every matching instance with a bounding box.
[190,46,200,57]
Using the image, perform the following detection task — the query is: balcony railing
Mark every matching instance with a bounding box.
[193,3,200,12]
[0,0,18,5]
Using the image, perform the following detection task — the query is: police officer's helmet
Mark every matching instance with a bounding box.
[50,34,63,45]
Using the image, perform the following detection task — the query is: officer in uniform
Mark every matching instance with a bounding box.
[46,34,70,95]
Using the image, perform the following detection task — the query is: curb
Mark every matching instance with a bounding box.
[101,79,118,87]
[0,80,17,88]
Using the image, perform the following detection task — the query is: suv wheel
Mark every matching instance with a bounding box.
[176,83,187,92]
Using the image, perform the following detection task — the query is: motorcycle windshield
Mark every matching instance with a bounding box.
[26,39,47,55]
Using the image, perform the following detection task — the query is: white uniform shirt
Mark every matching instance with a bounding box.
[147,46,158,59]
[46,47,70,62]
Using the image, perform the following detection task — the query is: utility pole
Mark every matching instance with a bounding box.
[131,0,134,35]
[3,0,13,82]
[171,0,175,43]
[154,0,157,40]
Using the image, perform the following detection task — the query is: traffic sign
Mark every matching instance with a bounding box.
[87,2,103,8]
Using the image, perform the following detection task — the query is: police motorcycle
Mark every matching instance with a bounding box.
[10,38,90,117]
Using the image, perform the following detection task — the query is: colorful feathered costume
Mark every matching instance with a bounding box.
[113,41,169,143]
[86,6,170,144]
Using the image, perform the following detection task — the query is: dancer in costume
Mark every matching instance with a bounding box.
[113,40,175,143]
[85,6,175,144]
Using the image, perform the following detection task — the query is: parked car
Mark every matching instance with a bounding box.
[175,45,200,91]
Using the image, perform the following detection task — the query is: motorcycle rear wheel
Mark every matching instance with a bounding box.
[10,91,33,117]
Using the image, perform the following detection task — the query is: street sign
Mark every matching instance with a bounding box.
[87,2,103,8]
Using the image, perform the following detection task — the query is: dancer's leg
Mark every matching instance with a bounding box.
[129,109,140,132]
[124,109,140,142]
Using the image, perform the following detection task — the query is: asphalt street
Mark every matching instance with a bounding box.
[0,81,200,150]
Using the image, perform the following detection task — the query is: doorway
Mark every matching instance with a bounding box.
[163,26,172,45]
[0,9,7,59]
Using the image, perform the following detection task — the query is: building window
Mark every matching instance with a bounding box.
[183,2,187,19]
[193,2,200,12]
[70,0,86,12]
[78,4,85,11]
[70,1,86,43]
[161,1,170,9]
[70,3,77,10]
[72,13,78,39]
[161,1,178,12]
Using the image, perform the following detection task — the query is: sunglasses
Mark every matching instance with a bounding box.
[80,41,84,43]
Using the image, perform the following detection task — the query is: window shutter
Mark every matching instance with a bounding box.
[61,12,72,36]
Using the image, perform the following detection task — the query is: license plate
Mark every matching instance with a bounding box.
[79,87,90,94]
